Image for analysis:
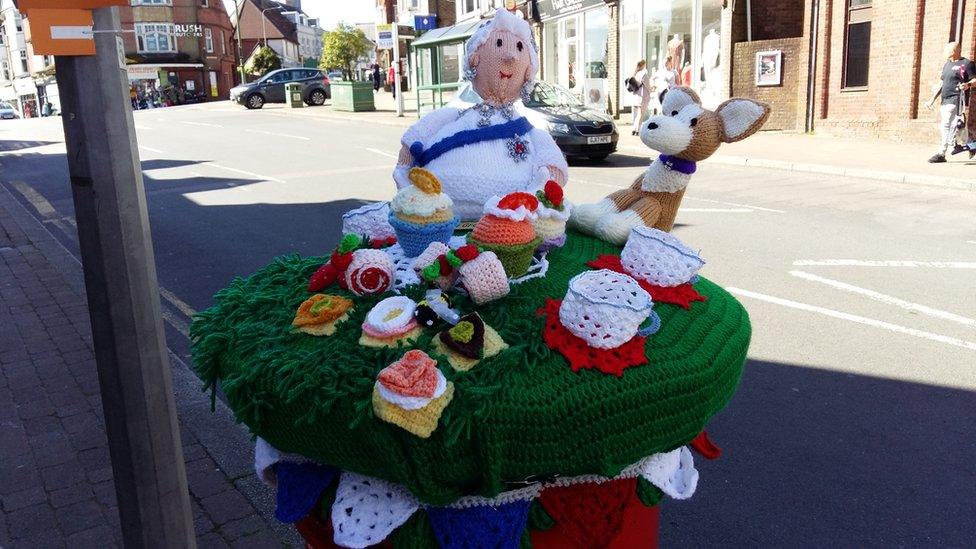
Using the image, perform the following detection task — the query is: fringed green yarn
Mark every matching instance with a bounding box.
[189,231,750,506]
[637,477,664,507]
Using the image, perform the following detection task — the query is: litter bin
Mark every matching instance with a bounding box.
[285,82,304,108]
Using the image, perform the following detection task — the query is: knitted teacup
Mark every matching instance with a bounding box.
[620,226,704,287]
[559,269,660,349]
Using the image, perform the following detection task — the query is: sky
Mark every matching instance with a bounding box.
[222,0,377,30]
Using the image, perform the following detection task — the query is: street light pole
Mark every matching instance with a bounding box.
[262,6,283,47]
[392,2,404,117]
[235,0,245,83]
[54,6,194,547]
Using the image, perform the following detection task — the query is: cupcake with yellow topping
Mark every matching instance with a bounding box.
[389,168,459,257]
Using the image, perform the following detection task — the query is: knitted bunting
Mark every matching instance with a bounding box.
[332,472,420,549]
[537,478,638,547]
[537,299,648,377]
[587,254,706,309]
[274,461,338,523]
[426,499,531,549]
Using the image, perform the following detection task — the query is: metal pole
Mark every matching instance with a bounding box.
[393,2,405,117]
[235,0,245,83]
[54,6,195,548]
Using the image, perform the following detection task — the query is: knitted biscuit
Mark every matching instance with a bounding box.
[359,326,423,348]
[296,313,349,337]
[457,251,510,305]
[372,383,454,438]
[292,294,353,336]
[433,323,508,372]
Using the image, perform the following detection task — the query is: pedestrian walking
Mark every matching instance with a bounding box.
[388,64,397,98]
[625,60,651,136]
[372,63,381,93]
[925,41,976,163]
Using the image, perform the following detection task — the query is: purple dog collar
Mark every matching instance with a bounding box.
[658,154,697,175]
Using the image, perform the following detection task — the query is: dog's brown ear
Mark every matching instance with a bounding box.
[715,98,771,142]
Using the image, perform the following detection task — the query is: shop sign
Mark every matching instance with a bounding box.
[127,65,160,81]
[377,24,394,49]
[173,24,203,37]
[534,0,604,21]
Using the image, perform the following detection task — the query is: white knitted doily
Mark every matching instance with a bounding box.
[331,471,419,549]
[621,226,704,287]
[387,236,547,290]
[341,202,396,241]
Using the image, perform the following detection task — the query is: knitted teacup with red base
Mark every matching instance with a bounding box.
[467,193,542,278]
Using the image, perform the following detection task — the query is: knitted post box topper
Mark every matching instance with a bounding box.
[571,87,771,244]
[392,9,568,221]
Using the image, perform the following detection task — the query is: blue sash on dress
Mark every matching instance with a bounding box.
[409,117,533,167]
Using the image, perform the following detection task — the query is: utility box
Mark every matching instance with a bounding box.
[285,83,304,108]
[330,81,375,112]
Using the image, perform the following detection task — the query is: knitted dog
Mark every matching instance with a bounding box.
[571,88,770,244]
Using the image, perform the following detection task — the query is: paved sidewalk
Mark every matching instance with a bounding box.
[0,185,296,548]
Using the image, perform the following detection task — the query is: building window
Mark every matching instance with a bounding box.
[843,0,871,89]
[19,50,28,73]
[130,0,173,5]
[15,13,23,31]
[136,23,176,53]
[220,30,226,55]
[1,61,9,81]
[460,0,477,16]
[201,0,209,6]
[205,27,214,53]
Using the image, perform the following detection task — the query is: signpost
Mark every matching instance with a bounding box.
[22,3,196,546]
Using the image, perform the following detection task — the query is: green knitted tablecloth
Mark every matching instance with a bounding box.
[190,230,750,505]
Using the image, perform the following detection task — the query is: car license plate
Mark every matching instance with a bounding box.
[587,136,612,144]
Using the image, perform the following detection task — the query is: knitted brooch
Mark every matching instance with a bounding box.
[372,350,454,438]
[307,233,397,295]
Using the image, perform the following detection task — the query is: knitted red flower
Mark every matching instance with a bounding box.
[587,255,706,309]
[377,350,440,398]
[455,244,480,262]
[543,180,563,208]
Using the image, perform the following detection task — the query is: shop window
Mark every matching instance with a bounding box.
[136,23,176,53]
[205,27,214,53]
[843,0,871,89]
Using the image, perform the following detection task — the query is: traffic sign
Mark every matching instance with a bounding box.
[23,9,95,56]
[15,0,127,9]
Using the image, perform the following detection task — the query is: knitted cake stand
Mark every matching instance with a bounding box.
[190,230,750,548]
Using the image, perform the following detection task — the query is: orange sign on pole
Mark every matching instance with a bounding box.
[23,9,96,56]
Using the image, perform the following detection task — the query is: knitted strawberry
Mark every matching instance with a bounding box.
[542,180,563,209]
[497,192,539,212]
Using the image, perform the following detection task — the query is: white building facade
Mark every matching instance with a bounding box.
[0,0,59,117]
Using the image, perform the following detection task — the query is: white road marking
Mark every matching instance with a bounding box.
[365,147,398,160]
[134,125,153,130]
[967,240,976,245]
[793,259,976,269]
[139,145,164,154]
[10,180,57,218]
[180,121,222,128]
[678,207,754,213]
[789,270,976,328]
[205,162,284,183]
[159,286,197,319]
[728,287,976,352]
[684,196,786,213]
[245,129,311,141]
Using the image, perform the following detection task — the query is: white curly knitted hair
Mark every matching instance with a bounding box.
[464,8,540,83]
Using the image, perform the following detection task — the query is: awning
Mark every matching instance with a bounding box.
[410,19,483,49]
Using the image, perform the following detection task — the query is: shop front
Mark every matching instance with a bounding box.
[619,0,724,109]
[537,0,611,112]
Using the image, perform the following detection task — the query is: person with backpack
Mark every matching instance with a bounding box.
[626,60,651,136]
[925,41,976,163]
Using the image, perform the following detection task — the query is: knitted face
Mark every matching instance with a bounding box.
[469,29,533,105]
[640,87,770,161]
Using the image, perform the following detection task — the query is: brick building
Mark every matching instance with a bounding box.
[121,0,237,101]
[730,0,975,144]
[235,0,324,72]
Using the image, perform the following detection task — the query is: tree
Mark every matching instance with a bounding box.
[246,46,281,77]
[320,23,375,81]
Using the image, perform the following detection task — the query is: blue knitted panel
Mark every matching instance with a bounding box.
[426,500,532,549]
[410,117,533,167]
[388,214,460,257]
[274,461,338,523]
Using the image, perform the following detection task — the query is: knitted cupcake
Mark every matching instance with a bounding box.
[372,350,454,438]
[533,181,572,251]
[389,168,459,257]
[467,192,542,278]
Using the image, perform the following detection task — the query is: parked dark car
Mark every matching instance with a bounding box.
[449,81,618,161]
[230,68,331,109]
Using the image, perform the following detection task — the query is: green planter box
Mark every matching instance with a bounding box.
[331,81,375,112]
